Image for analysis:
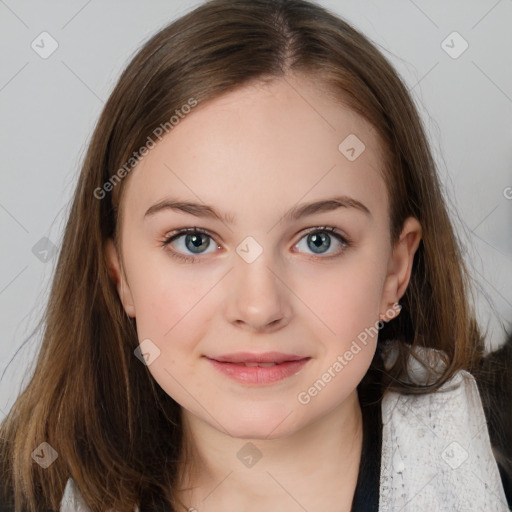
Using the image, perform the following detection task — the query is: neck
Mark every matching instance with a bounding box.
[174,389,364,512]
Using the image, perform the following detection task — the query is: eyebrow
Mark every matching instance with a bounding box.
[144,195,372,224]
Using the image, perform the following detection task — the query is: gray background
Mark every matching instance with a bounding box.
[1,0,511,418]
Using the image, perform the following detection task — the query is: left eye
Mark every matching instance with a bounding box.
[162,226,351,262]
[294,227,350,256]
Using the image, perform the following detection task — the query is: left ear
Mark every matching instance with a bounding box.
[379,216,422,320]
[105,237,136,318]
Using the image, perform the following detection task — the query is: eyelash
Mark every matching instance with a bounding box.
[160,226,353,263]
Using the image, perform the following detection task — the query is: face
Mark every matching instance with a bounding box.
[106,73,421,440]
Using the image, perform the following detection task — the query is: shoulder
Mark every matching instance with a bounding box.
[379,340,489,434]
[378,341,510,511]
[59,478,92,512]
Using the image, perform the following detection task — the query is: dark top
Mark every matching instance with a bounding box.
[350,378,382,512]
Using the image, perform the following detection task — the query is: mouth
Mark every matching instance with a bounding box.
[222,361,282,367]
[208,351,308,364]
[205,354,311,385]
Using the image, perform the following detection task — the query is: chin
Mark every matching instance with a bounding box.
[220,404,303,440]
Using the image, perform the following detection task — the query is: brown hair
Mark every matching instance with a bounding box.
[0,0,500,510]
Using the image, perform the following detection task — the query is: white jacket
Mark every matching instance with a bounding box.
[59,342,510,511]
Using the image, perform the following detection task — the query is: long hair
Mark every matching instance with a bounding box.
[0,0,497,510]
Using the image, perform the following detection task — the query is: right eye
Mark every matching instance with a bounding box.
[161,227,221,262]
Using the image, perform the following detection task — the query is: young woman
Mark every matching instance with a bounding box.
[1,0,510,510]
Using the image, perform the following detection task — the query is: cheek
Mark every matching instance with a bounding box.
[128,266,212,406]
[295,251,386,345]
[123,241,204,336]
[297,262,384,408]
[132,271,208,346]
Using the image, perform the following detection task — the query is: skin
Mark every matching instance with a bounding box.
[106,72,422,511]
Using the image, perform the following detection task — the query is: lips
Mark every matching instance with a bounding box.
[237,361,278,367]
[206,352,311,385]
[209,351,307,364]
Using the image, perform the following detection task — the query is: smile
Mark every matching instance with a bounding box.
[206,357,311,385]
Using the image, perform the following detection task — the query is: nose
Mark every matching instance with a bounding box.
[223,254,292,333]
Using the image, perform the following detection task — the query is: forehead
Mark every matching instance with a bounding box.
[120,74,388,228]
